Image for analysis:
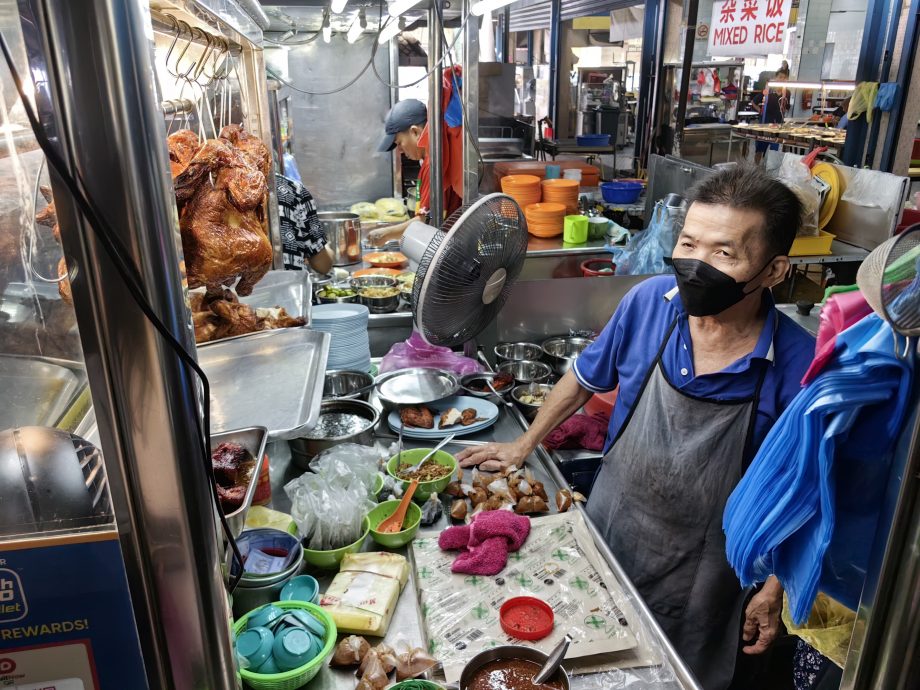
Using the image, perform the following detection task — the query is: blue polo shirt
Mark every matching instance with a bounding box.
[573,276,816,456]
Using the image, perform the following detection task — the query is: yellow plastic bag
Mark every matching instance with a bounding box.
[847,82,879,124]
[243,505,297,535]
[782,592,855,668]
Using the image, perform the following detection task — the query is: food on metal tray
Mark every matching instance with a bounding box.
[190,289,305,343]
[420,493,444,525]
[302,412,373,440]
[468,372,514,393]
[450,499,468,521]
[516,495,549,515]
[518,389,547,406]
[468,486,488,506]
[360,286,399,299]
[364,643,398,675]
[554,488,586,513]
[467,658,565,690]
[397,458,451,482]
[211,442,255,512]
[318,286,356,298]
[356,650,389,690]
[394,647,439,681]
[330,635,371,668]
[400,406,434,429]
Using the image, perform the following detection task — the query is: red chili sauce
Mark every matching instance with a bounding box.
[467,659,564,690]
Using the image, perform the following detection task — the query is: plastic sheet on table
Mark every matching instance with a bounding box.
[409,511,684,686]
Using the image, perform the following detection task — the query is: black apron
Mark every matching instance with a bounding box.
[587,317,767,690]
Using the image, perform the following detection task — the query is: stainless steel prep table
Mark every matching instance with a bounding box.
[266,390,701,690]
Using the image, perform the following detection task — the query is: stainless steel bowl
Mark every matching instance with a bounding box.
[498,359,552,385]
[350,275,398,291]
[323,369,375,401]
[358,288,400,314]
[494,342,544,363]
[460,372,514,399]
[375,368,460,409]
[290,399,380,469]
[511,383,553,421]
[542,336,594,376]
[316,283,359,304]
[459,645,569,690]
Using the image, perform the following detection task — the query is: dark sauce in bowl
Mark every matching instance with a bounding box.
[467,659,564,690]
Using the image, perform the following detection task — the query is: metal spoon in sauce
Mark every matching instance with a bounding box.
[533,634,572,686]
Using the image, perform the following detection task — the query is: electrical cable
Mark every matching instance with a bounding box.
[264,1,386,96]
[0,30,246,593]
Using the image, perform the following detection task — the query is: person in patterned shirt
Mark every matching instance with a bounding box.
[276,173,332,274]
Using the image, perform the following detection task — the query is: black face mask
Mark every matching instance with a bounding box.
[671,257,775,317]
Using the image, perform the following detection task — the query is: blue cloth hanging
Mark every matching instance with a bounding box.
[444,75,464,128]
[875,82,899,112]
[723,313,914,624]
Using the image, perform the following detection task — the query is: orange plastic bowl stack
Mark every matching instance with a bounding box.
[541,179,580,215]
[501,175,543,210]
[524,202,566,238]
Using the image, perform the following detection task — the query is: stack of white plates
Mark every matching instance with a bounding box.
[311,304,372,373]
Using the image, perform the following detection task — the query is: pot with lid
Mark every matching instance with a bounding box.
[318,212,362,266]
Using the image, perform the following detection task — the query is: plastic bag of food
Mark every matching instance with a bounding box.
[375,197,409,220]
[330,635,371,667]
[781,593,855,668]
[774,157,820,236]
[351,202,380,221]
[284,445,379,550]
[608,198,682,276]
[379,330,483,376]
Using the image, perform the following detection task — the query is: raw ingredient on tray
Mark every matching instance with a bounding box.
[450,499,468,521]
[468,372,514,393]
[518,389,547,406]
[400,406,435,429]
[212,442,255,512]
[449,468,556,521]
[303,412,374,440]
[467,658,565,690]
[397,458,452,482]
[318,286,356,298]
[330,635,371,668]
[420,493,443,526]
[360,287,400,299]
[285,444,379,550]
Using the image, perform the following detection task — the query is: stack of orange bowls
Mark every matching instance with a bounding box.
[541,179,580,215]
[524,202,566,238]
[501,175,543,209]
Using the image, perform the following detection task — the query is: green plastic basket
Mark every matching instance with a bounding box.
[234,601,337,690]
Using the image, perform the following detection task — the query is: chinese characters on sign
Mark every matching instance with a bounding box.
[708,0,792,57]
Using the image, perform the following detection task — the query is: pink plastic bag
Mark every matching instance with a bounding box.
[379,331,483,376]
[801,290,874,385]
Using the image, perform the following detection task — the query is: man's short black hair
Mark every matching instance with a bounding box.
[687,164,802,257]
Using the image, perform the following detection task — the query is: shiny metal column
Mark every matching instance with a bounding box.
[19,1,235,687]
[428,3,444,224]
[390,38,403,199]
[462,0,479,205]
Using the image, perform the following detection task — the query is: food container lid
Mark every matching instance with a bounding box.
[500,596,555,640]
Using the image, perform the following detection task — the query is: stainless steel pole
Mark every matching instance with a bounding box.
[18,1,236,687]
[390,38,403,200]
[462,0,480,205]
[428,3,444,224]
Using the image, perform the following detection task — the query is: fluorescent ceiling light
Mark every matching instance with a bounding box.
[331,0,348,14]
[346,9,366,43]
[768,81,822,90]
[471,0,518,16]
[388,0,423,16]
[822,82,857,91]
[378,16,405,43]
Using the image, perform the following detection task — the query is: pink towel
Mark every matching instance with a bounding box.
[438,511,531,576]
[542,413,609,451]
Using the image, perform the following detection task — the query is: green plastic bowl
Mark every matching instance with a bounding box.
[234,601,337,690]
[301,517,369,570]
[372,472,384,499]
[389,681,446,690]
[387,449,457,502]
[367,500,423,548]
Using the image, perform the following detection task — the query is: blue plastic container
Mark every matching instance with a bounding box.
[576,134,611,146]
[600,181,644,204]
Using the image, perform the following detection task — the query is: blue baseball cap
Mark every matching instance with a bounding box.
[378,99,427,152]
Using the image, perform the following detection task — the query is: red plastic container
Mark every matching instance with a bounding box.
[500,596,555,640]
[580,259,616,277]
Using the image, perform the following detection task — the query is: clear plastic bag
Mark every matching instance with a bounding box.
[775,157,820,236]
[781,593,854,668]
[284,444,380,550]
[379,330,483,376]
[608,199,682,276]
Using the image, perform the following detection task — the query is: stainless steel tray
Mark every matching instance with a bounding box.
[199,328,330,441]
[213,426,268,539]
[375,367,459,408]
[0,355,86,430]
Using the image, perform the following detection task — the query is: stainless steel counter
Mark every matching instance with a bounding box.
[266,383,701,690]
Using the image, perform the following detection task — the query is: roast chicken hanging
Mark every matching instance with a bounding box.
[168,125,272,296]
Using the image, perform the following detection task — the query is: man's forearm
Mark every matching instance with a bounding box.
[516,370,594,454]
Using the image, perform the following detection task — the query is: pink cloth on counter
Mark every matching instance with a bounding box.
[801,291,874,385]
[542,412,609,451]
[438,511,531,576]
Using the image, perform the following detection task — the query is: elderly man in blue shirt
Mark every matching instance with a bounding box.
[458,166,816,690]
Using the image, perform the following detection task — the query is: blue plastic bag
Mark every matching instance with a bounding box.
[445,75,463,128]
[607,198,682,275]
[875,82,899,112]
[283,152,303,184]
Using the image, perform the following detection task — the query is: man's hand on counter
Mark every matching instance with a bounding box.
[741,575,784,655]
[457,440,529,472]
